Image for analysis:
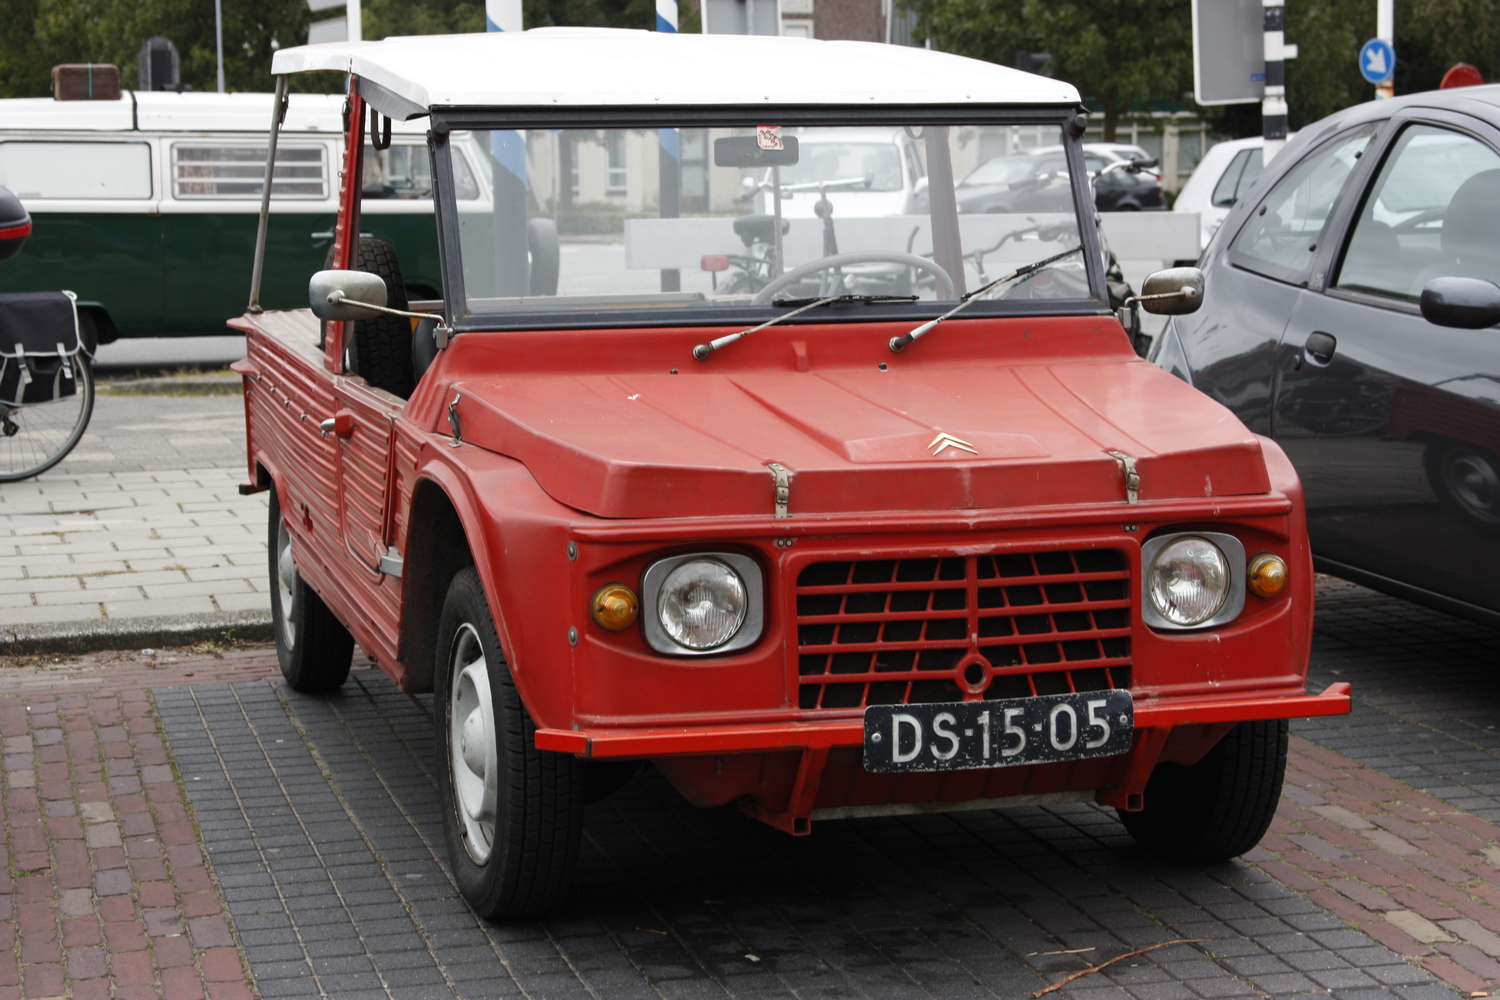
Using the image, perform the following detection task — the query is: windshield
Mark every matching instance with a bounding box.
[445,119,1095,329]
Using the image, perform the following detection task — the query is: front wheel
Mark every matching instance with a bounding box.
[435,568,583,920]
[1119,719,1287,863]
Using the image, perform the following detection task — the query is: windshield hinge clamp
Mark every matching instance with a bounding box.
[769,463,791,519]
[378,547,404,578]
[1106,450,1140,504]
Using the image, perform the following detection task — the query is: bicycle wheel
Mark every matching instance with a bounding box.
[0,358,94,482]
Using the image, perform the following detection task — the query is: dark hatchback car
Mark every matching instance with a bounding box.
[1151,84,1500,627]
[957,148,1165,214]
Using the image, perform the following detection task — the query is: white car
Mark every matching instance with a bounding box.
[1173,135,1295,249]
[754,127,928,218]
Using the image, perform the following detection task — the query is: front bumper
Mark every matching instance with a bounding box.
[535,682,1350,758]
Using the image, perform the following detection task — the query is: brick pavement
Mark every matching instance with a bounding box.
[6,583,1500,999]
[152,666,1446,1000]
[0,646,283,1000]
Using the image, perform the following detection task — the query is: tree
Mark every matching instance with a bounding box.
[907,0,1193,140]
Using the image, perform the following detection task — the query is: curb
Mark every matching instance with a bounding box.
[2,610,272,656]
[97,374,243,396]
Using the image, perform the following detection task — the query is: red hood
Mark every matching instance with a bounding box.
[444,333,1268,519]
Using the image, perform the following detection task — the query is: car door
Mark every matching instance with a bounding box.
[1272,112,1500,615]
[1173,125,1380,436]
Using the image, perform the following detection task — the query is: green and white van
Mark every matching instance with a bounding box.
[0,90,484,342]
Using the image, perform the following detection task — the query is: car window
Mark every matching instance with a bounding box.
[1336,124,1500,302]
[364,141,480,200]
[1210,148,1263,208]
[1230,126,1376,285]
[172,142,326,199]
[0,141,152,199]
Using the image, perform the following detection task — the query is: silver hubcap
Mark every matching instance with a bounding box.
[448,623,498,863]
[276,515,298,647]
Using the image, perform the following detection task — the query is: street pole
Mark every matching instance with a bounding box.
[1261,0,1297,163]
[486,0,528,296]
[348,0,362,41]
[1375,0,1394,98]
[214,0,225,92]
[657,0,681,292]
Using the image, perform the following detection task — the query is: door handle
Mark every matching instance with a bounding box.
[310,231,334,240]
[1301,331,1337,368]
[319,410,354,440]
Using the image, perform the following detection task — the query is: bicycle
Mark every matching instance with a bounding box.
[0,184,94,483]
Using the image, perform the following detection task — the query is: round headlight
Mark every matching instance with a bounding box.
[657,558,747,650]
[1148,536,1229,627]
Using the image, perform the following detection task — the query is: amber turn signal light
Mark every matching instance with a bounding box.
[591,583,640,631]
[1246,553,1288,599]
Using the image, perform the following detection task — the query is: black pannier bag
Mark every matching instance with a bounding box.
[0,290,83,406]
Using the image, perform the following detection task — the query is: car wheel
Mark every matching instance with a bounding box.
[1118,719,1287,862]
[1425,439,1500,530]
[268,486,354,693]
[435,567,583,920]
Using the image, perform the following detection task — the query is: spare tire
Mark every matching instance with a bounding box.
[328,237,415,398]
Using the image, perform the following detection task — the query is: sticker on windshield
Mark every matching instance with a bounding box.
[756,127,783,151]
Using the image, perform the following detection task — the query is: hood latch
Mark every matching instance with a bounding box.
[768,463,791,519]
[1106,450,1140,505]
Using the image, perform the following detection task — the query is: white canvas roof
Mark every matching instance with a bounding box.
[271,28,1081,112]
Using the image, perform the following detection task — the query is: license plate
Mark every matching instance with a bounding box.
[863,690,1134,773]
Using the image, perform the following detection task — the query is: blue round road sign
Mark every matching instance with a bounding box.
[1360,38,1396,84]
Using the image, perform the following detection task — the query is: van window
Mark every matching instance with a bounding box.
[172,143,327,199]
[363,141,480,200]
[1211,148,1264,208]
[0,141,151,199]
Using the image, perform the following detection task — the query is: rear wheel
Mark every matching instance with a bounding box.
[435,568,583,920]
[268,486,353,692]
[1119,719,1287,863]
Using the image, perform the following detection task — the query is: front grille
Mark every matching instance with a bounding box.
[794,550,1132,710]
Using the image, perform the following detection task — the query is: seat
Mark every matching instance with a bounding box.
[732,214,790,247]
[1441,169,1500,282]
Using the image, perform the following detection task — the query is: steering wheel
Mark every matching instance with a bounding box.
[751,252,955,304]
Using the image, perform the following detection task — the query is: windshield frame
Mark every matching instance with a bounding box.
[426,105,1108,333]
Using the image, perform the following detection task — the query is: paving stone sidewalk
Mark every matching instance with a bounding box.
[0,468,268,630]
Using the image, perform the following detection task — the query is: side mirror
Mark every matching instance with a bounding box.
[310,269,386,322]
[1129,266,1205,316]
[1420,276,1500,329]
[913,176,930,194]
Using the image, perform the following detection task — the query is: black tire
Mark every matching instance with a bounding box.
[336,237,415,398]
[527,218,560,296]
[435,568,583,920]
[1119,719,1287,863]
[268,486,354,693]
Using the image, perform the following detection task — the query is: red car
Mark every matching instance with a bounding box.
[234,28,1349,919]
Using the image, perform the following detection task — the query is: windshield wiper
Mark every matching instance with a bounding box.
[888,246,1085,353]
[693,294,918,360]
